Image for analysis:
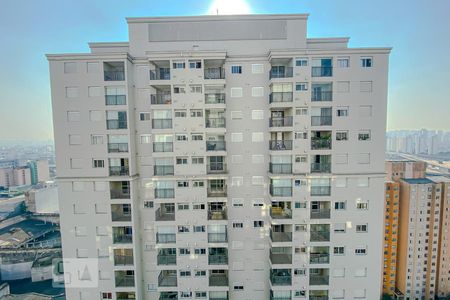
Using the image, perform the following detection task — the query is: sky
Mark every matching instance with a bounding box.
[0,0,449,141]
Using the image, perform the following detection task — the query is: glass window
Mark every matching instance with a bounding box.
[231,66,242,74]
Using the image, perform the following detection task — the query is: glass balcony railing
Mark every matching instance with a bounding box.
[311,66,333,77]
[208,254,228,265]
[114,254,134,266]
[208,209,227,220]
[309,253,330,264]
[269,163,292,174]
[156,233,176,244]
[269,117,293,127]
[270,271,292,286]
[152,119,172,129]
[107,120,127,130]
[155,188,175,199]
[158,271,177,287]
[311,163,331,173]
[159,292,178,300]
[104,71,125,81]
[150,70,170,80]
[109,166,129,176]
[115,273,134,287]
[311,91,332,102]
[270,252,292,264]
[207,188,227,197]
[157,254,176,265]
[155,207,175,221]
[311,138,332,150]
[310,209,331,219]
[108,143,128,153]
[106,95,126,105]
[270,207,292,219]
[208,233,227,243]
[204,68,225,79]
[309,274,330,285]
[205,93,226,104]
[206,118,226,128]
[151,94,172,105]
[270,186,292,197]
[206,141,226,151]
[270,230,292,242]
[153,142,173,152]
[310,186,331,196]
[311,116,332,126]
[111,209,132,222]
[207,163,227,174]
[154,165,174,176]
[269,140,293,151]
[270,67,293,79]
[310,231,330,242]
[209,274,228,286]
[113,233,133,244]
[269,92,293,103]
[110,188,130,199]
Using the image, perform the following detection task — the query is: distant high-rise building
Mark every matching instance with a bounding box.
[28,160,51,185]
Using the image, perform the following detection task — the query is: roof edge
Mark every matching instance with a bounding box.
[126,13,309,23]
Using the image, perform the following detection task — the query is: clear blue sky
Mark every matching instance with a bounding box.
[1,0,449,140]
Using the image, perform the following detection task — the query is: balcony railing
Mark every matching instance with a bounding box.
[206,141,226,151]
[151,94,172,105]
[270,186,292,197]
[109,166,129,176]
[208,209,227,220]
[310,186,331,196]
[114,255,134,266]
[207,188,227,197]
[309,274,330,285]
[310,209,331,219]
[270,67,293,79]
[309,296,328,300]
[153,142,173,153]
[269,163,292,174]
[311,91,332,101]
[150,70,170,80]
[106,95,126,105]
[156,233,176,244]
[270,273,292,286]
[271,296,292,300]
[208,233,227,243]
[270,230,292,243]
[158,272,177,287]
[206,118,226,128]
[115,274,134,287]
[312,66,333,77]
[111,210,132,222]
[209,274,228,286]
[152,119,172,129]
[270,207,292,219]
[269,117,293,127]
[310,231,330,242]
[311,138,332,150]
[309,253,330,264]
[269,140,293,151]
[204,68,225,79]
[269,92,293,103]
[207,163,227,174]
[208,254,228,265]
[155,207,175,221]
[159,292,178,300]
[107,120,127,130]
[311,116,332,126]
[311,163,331,173]
[104,71,125,81]
[205,93,226,104]
[110,189,130,199]
[113,234,133,244]
[270,252,292,264]
[155,188,175,199]
[108,143,128,153]
[154,165,174,176]
[157,254,176,265]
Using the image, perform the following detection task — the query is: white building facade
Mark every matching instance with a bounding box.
[48,14,391,300]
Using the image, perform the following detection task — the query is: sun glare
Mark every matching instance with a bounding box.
[207,0,252,15]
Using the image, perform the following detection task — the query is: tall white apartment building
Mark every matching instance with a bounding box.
[47,14,391,300]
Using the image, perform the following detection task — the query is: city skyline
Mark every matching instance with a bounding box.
[1,0,450,140]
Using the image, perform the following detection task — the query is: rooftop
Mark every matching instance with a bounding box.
[0,219,58,248]
[401,178,434,185]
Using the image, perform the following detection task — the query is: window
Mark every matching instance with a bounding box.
[178,226,190,233]
[176,157,188,165]
[295,155,307,163]
[176,134,188,141]
[173,85,186,94]
[189,60,201,69]
[295,224,307,232]
[193,204,205,210]
[190,109,203,117]
[295,131,308,139]
[334,246,345,255]
[193,180,204,187]
[355,247,367,255]
[337,107,348,117]
[357,201,369,210]
[296,82,308,91]
[191,133,203,141]
[91,135,104,145]
[252,87,264,97]
[230,87,243,98]
[140,112,150,121]
[195,270,206,276]
[194,248,206,255]
[361,57,373,68]
[192,157,204,164]
[295,107,308,115]
[336,131,348,141]
[177,181,189,188]
[295,57,308,66]
[358,130,371,141]
[93,159,104,168]
[251,64,264,74]
[251,110,264,120]
[294,290,306,297]
[337,57,350,68]
[231,66,242,74]
[140,134,151,144]
[334,223,346,233]
[195,292,207,298]
[334,201,346,210]
[180,270,191,277]
[233,222,243,228]
[172,61,185,69]
[253,221,264,228]
[101,292,112,299]
[175,110,187,118]
[356,224,368,233]
[295,202,307,209]
[193,225,205,232]
[190,85,202,93]
[179,248,191,255]
[234,285,244,291]
[294,268,306,275]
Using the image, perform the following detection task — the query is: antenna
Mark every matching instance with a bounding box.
[216,8,219,15]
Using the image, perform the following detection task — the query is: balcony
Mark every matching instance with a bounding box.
[109,166,129,176]
[114,249,134,266]
[209,292,229,300]
[152,119,172,129]
[111,204,132,222]
[209,271,228,286]
[158,270,177,287]
[117,292,136,300]
[269,92,293,103]
[108,143,128,153]
[110,182,130,199]
[270,67,293,79]
[207,188,227,198]
[150,69,170,80]
[206,140,226,151]
[311,90,332,102]
[157,249,176,265]
[206,118,226,128]
[270,269,292,286]
[270,247,292,264]
[269,163,292,174]
[311,138,331,150]
[151,93,172,105]
[106,120,127,130]
[270,229,292,243]
[113,227,133,244]
[310,226,330,242]
[208,248,228,265]
[106,95,126,105]
[270,186,292,197]
[311,116,332,126]
[205,93,226,104]
[204,68,225,79]
[156,233,176,244]
[153,142,173,153]
[309,253,330,264]
[208,208,227,220]
[309,269,329,285]
[270,116,293,127]
[310,208,331,219]
[309,295,328,300]
[207,163,227,174]
[155,188,175,199]
[269,140,293,151]
[104,62,125,81]
[208,232,227,243]
[311,163,331,174]
[310,186,331,196]
[159,292,178,300]
[115,271,134,287]
[154,165,174,176]
[270,292,291,300]
[155,207,175,221]
[270,206,292,219]
[312,66,333,77]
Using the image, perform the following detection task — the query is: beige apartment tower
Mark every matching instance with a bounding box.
[48,14,391,300]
